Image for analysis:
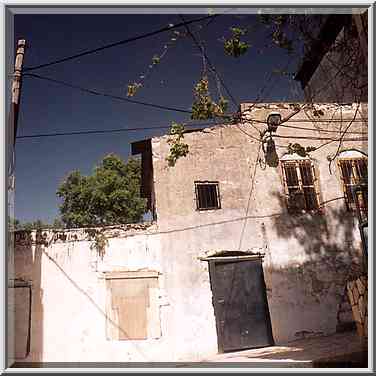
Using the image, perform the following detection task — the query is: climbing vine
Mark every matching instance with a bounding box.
[166,122,189,167]
[223,27,250,58]
[85,228,109,259]
[127,28,187,97]
[287,143,317,157]
[191,76,228,120]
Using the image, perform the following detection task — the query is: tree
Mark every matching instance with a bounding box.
[56,154,146,228]
[9,218,56,231]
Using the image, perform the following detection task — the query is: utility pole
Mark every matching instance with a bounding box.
[7,40,26,368]
[9,39,26,148]
[8,39,26,189]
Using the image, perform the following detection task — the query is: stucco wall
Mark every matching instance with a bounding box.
[13,225,185,363]
[13,102,367,363]
[151,102,367,346]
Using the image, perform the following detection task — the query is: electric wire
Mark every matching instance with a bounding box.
[23,73,192,115]
[15,122,218,140]
[23,14,219,72]
[179,14,239,108]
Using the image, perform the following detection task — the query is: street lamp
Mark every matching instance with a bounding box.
[266,113,281,133]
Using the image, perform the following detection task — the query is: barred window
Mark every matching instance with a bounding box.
[338,158,368,216]
[281,160,320,213]
[195,181,221,210]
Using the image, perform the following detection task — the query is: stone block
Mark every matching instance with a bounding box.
[347,280,354,291]
[358,296,364,321]
[352,305,361,323]
[356,278,365,295]
[352,286,360,304]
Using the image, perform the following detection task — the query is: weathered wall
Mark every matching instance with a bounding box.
[13,102,367,363]
[13,224,190,363]
[303,27,367,103]
[347,275,368,342]
[151,102,367,349]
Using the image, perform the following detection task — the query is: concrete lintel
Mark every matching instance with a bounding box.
[102,270,159,280]
[198,254,264,262]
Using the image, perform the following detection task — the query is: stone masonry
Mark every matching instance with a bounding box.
[347,275,368,342]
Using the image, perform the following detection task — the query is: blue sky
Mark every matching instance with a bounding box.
[13,12,303,223]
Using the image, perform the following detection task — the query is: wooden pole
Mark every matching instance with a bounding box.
[8,39,26,201]
[10,39,26,147]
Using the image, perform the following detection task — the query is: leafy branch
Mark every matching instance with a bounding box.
[223,27,250,58]
[166,122,189,167]
[287,143,317,157]
[85,228,109,259]
[191,76,229,120]
[127,29,187,97]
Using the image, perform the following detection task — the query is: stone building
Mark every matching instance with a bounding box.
[294,12,368,103]
[10,102,368,364]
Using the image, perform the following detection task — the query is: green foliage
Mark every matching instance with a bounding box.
[57,154,146,228]
[223,27,249,58]
[152,55,160,65]
[9,218,58,232]
[52,218,65,228]
[85,229,109,259]
[257,15,294,54]
[287,143,317,157]
[127,82,142,97]
[191,77,229,120]
[8,217,21,231]
[166,122,189,167]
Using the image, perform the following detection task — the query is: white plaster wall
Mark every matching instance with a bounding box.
[151,103,366,348]
[14,229,194,363]
[13,103,367,363]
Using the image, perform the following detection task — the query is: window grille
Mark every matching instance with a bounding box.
[338,158,368,216]
[195,181,221,210]
[281,160,320,213]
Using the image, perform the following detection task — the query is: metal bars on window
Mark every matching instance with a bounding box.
[338,158,368,215]
[195,181,221,210]
[281,160,319,213]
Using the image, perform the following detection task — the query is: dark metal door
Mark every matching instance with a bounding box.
[209,258,274,353]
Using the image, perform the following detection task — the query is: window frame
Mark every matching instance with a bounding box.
[337,157,368,215]
[280,159,321,214]
[194,181,221,211]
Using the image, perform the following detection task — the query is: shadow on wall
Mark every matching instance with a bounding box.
[266,191,364,335]
[14,230,152,364]
[13,231,44,364]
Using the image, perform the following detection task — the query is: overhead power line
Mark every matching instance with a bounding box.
[24,73,368,133]
[23,73,192,114]
[179,14,239,108]
[275,122,367,135]
[273,134,367,142]
[16,126,171,139]
[23,14,219,72]
[16,121,219,140]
